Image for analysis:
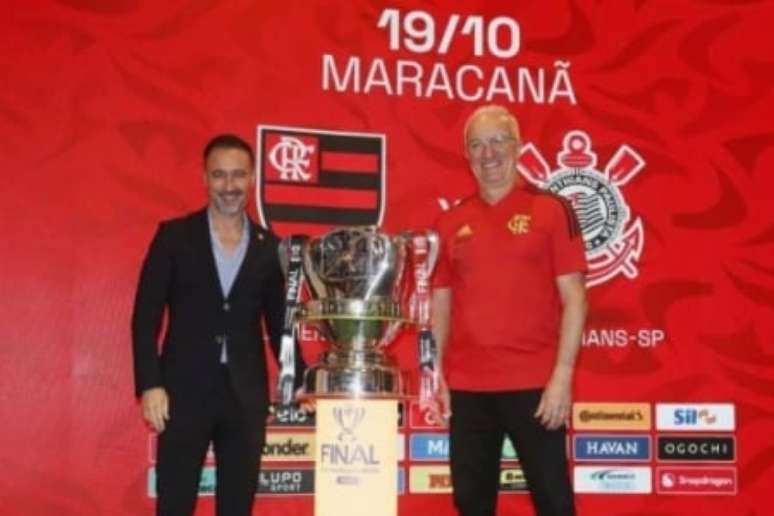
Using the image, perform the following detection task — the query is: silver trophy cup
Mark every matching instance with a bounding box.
[278,226,438,400]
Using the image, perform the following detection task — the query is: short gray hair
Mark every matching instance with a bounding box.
[463,104,521,145]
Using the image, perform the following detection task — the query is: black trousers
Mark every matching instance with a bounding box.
[449,389,575,516]
[155,366,266,516]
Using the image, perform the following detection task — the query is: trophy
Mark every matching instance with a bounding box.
[276,226,439,402]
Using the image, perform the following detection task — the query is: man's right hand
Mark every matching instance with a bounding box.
[141,387,169,433]
[424,374,451,427]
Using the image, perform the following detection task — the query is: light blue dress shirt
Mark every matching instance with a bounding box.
[208,211,249,363]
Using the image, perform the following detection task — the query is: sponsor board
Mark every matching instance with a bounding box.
[409,401,445,429]
[655,403,735,431]
[500,467,528,493]
[258,468,315,496]
[397,433,405,462]
[572,403,651,430]
[147,466,216,497]
[573,466,652,494]
[267,402,316,428]
[501,436,518,461]
[409,465,528,495]
[410,433,448,461]
[409,433,517,461]
[573,435,650,462]
[657,435,735,462]
[149,466,317,497]
[409,465,452,493]
[262,432,315,462]
[656,467,737,495]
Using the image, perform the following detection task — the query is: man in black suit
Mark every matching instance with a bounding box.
[132,134,303,516]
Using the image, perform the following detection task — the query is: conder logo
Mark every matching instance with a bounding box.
[262,433,315,462]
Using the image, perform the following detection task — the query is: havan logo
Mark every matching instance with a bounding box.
[573,435,650,462]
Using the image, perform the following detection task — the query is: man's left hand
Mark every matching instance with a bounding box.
[534,375,571,430]
[295,387,316,413]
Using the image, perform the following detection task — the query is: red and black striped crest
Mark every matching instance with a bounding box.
[256,125,386,237]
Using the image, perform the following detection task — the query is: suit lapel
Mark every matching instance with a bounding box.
[191,208,225,302]
[228,218,261,300]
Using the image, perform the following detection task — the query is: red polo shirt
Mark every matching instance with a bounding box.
[433,184,586,391]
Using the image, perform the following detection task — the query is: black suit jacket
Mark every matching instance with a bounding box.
[131,208,301,410]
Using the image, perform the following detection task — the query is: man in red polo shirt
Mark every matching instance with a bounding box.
[431,105,587,516]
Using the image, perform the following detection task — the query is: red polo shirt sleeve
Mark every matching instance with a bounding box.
[549,196,587,275]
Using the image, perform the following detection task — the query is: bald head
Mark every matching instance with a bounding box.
[463,105,520,148]
[462,105,522,204]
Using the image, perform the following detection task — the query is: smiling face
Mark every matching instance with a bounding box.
[464,108,521,199]
[203,147,254,217]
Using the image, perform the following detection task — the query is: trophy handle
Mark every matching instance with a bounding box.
[406,230,440,403]
[277,235,308,406]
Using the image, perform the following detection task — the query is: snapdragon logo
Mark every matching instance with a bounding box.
[656,467,737,495]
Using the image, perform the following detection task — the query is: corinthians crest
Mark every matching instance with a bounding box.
[519,130,645,287]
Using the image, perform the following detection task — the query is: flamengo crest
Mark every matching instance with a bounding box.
[519,130,645,287]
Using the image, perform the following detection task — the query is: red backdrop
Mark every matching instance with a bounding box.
[1,1,773,515]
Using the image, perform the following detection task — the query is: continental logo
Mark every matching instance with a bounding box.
[409,465,452,494]
[262,432,315,462]
[573,403,651,430]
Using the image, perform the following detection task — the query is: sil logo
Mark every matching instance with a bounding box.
[519,130,645,287]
